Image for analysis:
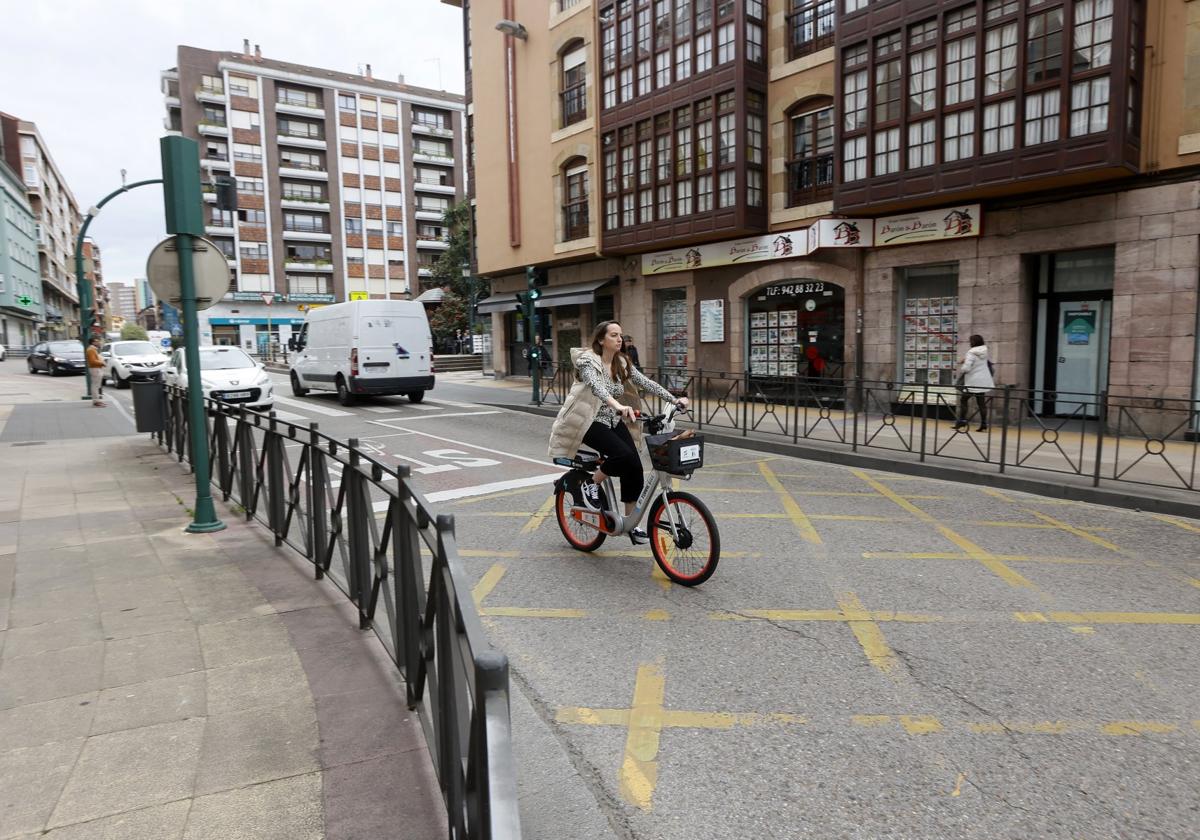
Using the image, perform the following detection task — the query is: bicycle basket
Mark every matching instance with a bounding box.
[646,432,704,475]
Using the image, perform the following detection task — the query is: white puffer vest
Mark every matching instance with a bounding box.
[547,348,644,460]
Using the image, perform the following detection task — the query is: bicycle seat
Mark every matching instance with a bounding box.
[552,450,603,471]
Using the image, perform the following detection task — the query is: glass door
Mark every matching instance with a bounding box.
[1053,300,1109,415]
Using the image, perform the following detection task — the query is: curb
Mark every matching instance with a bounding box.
[501,403,1200,520]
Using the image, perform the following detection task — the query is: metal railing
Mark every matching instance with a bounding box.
[786,153,834,207]
[156,387,522,839]
[536,366,1200,494]
[786,0,836,61]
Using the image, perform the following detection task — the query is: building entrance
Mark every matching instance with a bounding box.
[746,281,845,380]
[1033,249,1113,416]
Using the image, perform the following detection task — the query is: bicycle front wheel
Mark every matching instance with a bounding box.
[647,491,720,586]
[555,485,607,552]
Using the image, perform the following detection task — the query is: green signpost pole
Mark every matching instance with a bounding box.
[73,179,163,399]
[160,136,224,533]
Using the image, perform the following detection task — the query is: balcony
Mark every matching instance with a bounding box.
[413,151,455,165]
[283,258,334,272]
[414,208,447,221]
[197,121,229,137]
[280,196,330,211]
[786,154,835,208]
[282,227,333,242]
[786,0,836,63]
[278,165,328,181]
[163,115,182,135]
[415,235,450,250]
[195,85,226,104]
[276,133,326,150]
[275,100,326,119]
[412,122,454,138]
[412,177,456,195]
[203,155,232,170]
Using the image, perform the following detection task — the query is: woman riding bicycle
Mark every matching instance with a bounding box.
[548,321,689,545]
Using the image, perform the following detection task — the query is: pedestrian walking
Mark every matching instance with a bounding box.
[953,334,994,432]
[621,335,641,371]
[85,337,107,408]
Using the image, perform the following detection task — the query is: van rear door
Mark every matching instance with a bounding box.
[356,313,431,381]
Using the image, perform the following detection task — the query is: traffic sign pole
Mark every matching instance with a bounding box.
[161,136,224,533]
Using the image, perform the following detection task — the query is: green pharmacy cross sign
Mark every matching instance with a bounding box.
[17,295,33,307]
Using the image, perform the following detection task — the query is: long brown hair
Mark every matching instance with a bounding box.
[590,320,630,383]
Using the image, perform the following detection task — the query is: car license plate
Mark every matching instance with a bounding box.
[224,391,251,399]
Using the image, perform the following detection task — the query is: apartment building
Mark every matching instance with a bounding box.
[106,280,139,324]
[0,114,82,341]
[451,0,1200,414]
[0,142,42,349]
[162,43,466,351]
[81,239,109,334]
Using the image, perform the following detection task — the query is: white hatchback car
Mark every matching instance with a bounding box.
[164,346,274,411]
[102,340,169,388]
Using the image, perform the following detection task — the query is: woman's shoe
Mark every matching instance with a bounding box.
[952,421,967,431]
[976,425,988,432]
[629,528,650,545]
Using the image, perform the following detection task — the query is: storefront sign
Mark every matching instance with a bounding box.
[806,218,875,252]
[286,293,335,303]
[699,299,725,343]
[875,204,980,246]
[642,229,812,275]
[227,291,283,302]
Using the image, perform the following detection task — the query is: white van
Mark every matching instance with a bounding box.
[287,300,434,405]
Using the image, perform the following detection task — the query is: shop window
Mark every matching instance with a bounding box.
[748,282,844,379]
[899,265,959,387]
[657,289,688,373]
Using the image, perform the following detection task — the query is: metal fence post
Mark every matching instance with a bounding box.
[266,413,285,546]
[306,423,325,570]
[237,412,255,518]
[852,378,860,452]
[393,465,424,701]
[1093,390,1107,487]
[346,439,371,629]
[792,374,800,443]
[998,385,1012,474]
[919,382,930,462]
[742,371,749,437]
[697,369,704,430]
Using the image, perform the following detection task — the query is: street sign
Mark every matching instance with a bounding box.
[260,293,275,306]
[349,291,369,301]
[146,235,231,311]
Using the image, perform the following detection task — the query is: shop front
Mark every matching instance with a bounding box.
[746,281,845,381]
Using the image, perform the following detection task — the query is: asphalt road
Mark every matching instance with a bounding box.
[90,366,1200,840]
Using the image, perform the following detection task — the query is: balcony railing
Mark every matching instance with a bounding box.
[560,83,587,127]
[559,0,585,9]
[277,91,321,109]
[562,202,589,241]
[786,153,835,207]
[279,160,325,172]
[786,0,836,62]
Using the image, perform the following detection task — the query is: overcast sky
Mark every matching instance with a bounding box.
[2,0,465,284]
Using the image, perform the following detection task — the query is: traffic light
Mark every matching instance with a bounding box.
[214,175,238,212]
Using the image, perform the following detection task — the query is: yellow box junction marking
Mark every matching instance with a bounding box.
[852,470,1036,589]
[520,494,557,534]
[555,662,807,811]
[837,593,901,674]
[1151,513,1200,534]
[1027,510,1122,553]
[472,563,587,618]
[757,461,821,544]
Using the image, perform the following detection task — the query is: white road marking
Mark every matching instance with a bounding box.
[372,471,562,509]
[365,425,556,466]
[362,403,441,413]
[366,410,502,424]
[425,398,480,409]
[273,395,354,417]
[362,406,402,413]
[270,408,311,423]
[108,392,137,428]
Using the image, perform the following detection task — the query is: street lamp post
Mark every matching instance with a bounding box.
[74,179,164,400]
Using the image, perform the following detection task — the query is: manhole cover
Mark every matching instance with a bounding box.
[12,441,46,447]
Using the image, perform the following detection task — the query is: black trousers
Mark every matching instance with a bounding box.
[956,391,988,425]
[582,420,643,503]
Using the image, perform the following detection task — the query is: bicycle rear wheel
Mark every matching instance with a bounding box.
[647,491,720,586]
[555,485,607,552]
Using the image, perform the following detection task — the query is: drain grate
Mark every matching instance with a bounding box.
[12,441,46,446]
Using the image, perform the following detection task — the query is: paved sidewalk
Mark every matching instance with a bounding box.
[0,370,446,839]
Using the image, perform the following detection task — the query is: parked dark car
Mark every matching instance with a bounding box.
[27,341,87,376]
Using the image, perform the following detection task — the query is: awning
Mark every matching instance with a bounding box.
[415,287,445,303]
[475,277,616,314]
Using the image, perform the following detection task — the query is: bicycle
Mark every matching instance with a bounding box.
[552,406,721,586]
